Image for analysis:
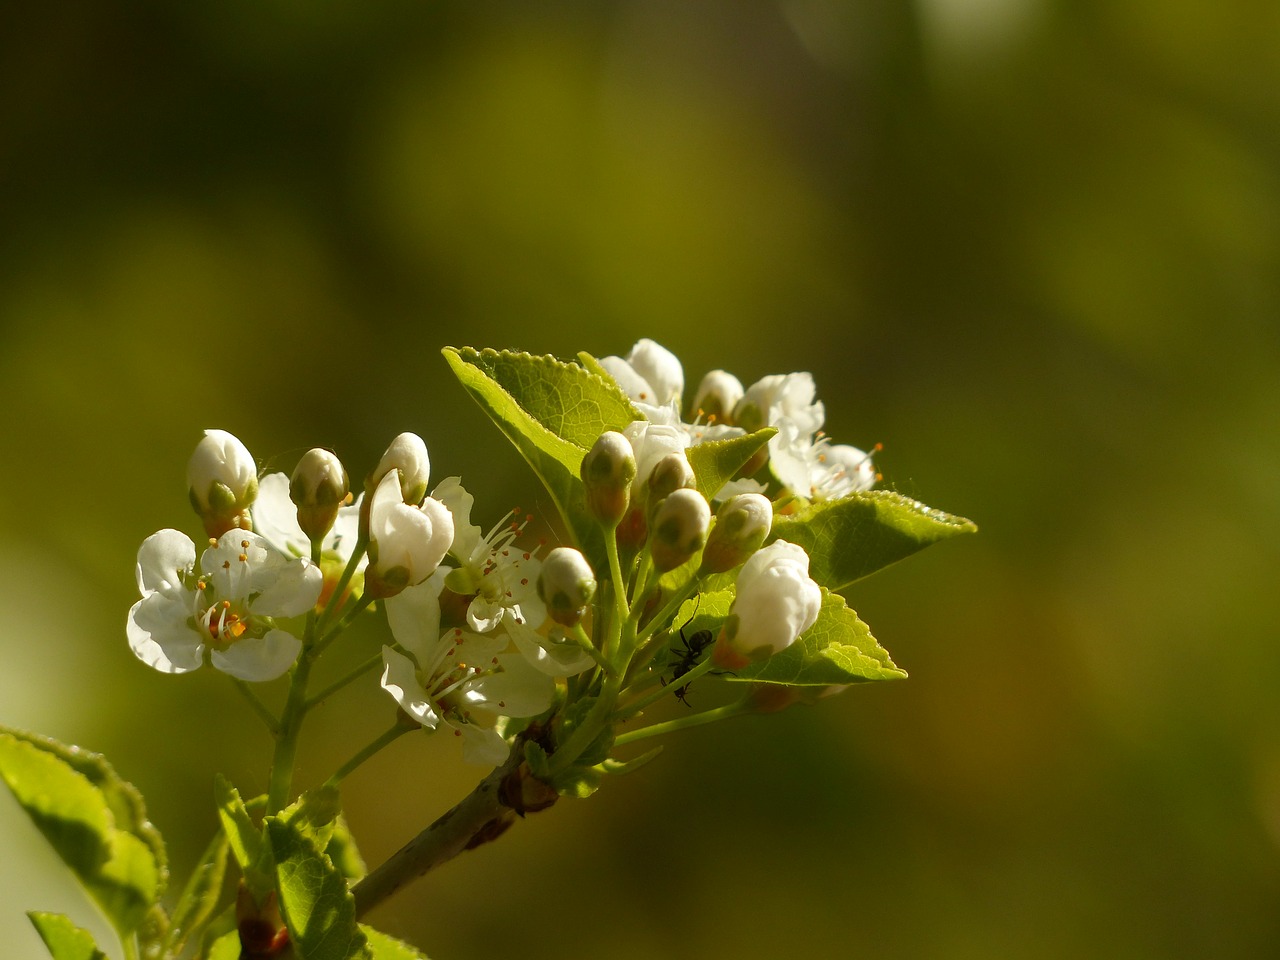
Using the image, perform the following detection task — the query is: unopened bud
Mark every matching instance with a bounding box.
[289,448,349,542]
[713,540,821,668]
[188,429,258,539]
[645,452,695,517]
[581,431,636,526]
[691,369,744,424]
[648,488,711,573]
[369,432,431,505]
[700,493,773,574]
[538,547,597,627]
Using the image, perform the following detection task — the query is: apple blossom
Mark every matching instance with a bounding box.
[432,477,546,633]
[127,528,322,681]
[690,369,744,424]
[713,539,821,668]
[381,573,556,765]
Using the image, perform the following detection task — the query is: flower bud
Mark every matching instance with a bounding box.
[690,369,744,424]
[713,540,821,668]
[580,431,636,526]
[369,432,431,505]
[700,493,773,574]
[365,470,454,599]
[645,452,695,516]
[537,547,597,627]
[188,429,259,539]
[648,488,711,573]
[733,373,824,436]
[289,448,349,543]
[625,338,684,407]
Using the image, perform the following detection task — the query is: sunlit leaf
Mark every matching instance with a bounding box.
[28,912,107,960]
[685,428,774,500]
[770,491,976,591]
[0,728,165,940]
[266,816,371,960]
[363,924,433,958]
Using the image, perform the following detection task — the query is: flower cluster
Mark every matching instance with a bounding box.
[601,338,880,501]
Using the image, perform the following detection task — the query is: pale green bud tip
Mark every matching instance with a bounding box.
[290,448,349,542]
[538,547,597,627]
[700,493,773,574]
[188,429,258,536]
[645,452,695,512]
[370,432,430,505]
[648,488,711,573]
[581,431,636,526]
[691,369,744,424]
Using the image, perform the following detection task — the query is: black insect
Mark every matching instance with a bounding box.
[662,620,714,707]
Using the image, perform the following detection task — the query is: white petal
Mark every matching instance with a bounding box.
[380,646,440,729]
[252,554,324,618]
[211,629,301,681]
[508,620,595,677]
[467,595,505,633]
[453,722,509,767]
[136,529,196,596]
[600,355,657,405]
[625,339,684,407]
[251,473,309,557]
[384,571,445,659]
[451,628,509,664]
[432,477,483,561]
[127,595,205,673]
[466,653,555,717]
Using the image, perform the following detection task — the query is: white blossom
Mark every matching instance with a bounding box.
[714,540,821,668]
[381,573,556,765]
[127,528,322,682]
[432,477,546,633]
[366,470,454,598]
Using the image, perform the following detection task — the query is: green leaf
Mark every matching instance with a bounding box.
[213,774,272,902]
[28,912,108,960]
[443,347,644,572]
[326,815,368,882]
[266,816,371,960]
[685,428,775,500]
[160,830,229,959]
[0,728,165,940]
[547,766,603,799]
[363,925,433,959]
[278,783,343,852]
[769,491,977,591]
[736,588,907,686]
[204,929,240,960]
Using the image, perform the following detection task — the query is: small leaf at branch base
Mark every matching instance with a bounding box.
[28,912,108,960]
[770,491,976,591]
[266,817,372,960]
[685,428,775,501]
[161,830,229,959]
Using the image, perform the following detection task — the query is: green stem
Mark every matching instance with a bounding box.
[602,531,629,663]
[312,592,376,656]
[550,673,621,775]
[266,651,314,814]
[122,934,140,960]
[231,678,280,734]
[616,655,718,721]
[319,534,368,629]
[613,696,751,748]
[325,725,409,787]
[305,653,384,709]
[569,622,613,674]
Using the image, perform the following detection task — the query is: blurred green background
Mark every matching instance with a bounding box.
[3,1,1279,957]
